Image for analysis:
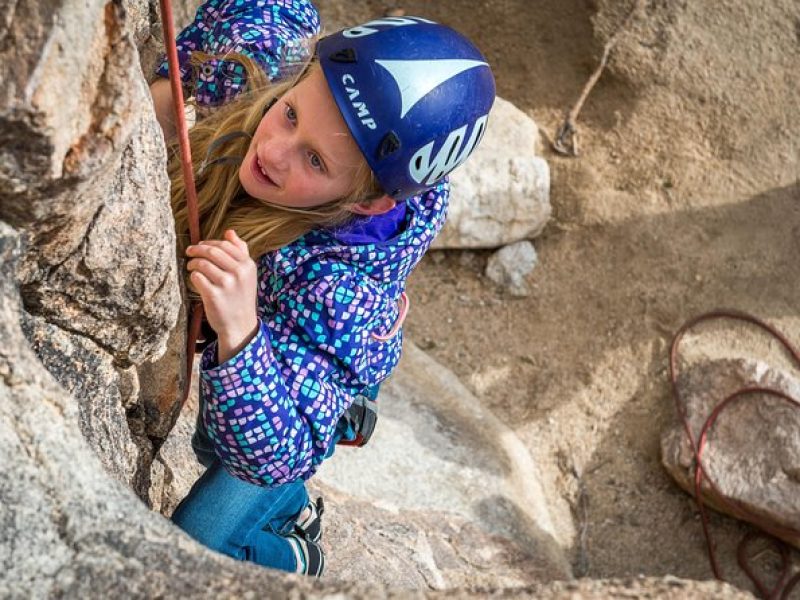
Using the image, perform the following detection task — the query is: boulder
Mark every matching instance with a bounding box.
[434,97,551,249]
[313,340,571,584]
[0,0,179,364]
[661,358,800,548]
[0,0,181,500]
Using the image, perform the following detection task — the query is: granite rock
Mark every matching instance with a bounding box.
[661,358,800,549]
[434,97,551,249]
[485,240,539,297]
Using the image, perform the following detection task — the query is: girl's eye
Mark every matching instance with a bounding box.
[285,105,297,123]
[309,153,324,172]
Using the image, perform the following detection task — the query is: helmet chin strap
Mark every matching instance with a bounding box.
[198,92,284,174]
[198,130,252,174]
[196,94,285,174]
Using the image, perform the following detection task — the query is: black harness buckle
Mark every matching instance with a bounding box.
[337,392,378,447]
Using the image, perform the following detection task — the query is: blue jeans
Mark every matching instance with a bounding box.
[170,393,355,572]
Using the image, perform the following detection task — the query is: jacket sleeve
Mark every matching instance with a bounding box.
[198,271,396,486]
[155,0,321,106]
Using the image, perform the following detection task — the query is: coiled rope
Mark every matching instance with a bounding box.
[670,310,800,599]
[157,0,204,406]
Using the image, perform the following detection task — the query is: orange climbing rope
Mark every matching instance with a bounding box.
[157,0,204,405]
[670,310,800,599]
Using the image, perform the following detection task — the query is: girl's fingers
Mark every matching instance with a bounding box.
[188,242,241,270]
[197,239,239,254]
[225,229,250,253]
[186,230,249,258]
[187,257,231,288]
[189,270,212,295]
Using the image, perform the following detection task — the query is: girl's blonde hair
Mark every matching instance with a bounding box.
[168,52,383,258]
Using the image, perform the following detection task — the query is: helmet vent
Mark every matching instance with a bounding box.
[476,120,486,141]
[329,48,358,63]
[446,134,463,163]
[377,132,401,159]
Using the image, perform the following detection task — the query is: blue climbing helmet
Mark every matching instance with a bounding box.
[318,17,496,199]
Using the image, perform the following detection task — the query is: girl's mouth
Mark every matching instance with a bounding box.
[251,154,276,187]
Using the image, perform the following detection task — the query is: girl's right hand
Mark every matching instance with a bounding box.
[186,229,259,363]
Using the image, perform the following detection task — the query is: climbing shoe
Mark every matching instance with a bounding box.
[286,531,325,577]
[294,496,324,544]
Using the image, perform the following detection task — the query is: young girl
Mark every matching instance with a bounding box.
[152,0,495,577]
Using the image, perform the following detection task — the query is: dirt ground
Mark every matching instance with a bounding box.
[319,0,800,592]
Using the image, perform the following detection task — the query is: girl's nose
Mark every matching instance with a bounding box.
[262,135,293,174]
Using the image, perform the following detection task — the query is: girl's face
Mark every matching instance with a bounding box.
[239,66,365,209]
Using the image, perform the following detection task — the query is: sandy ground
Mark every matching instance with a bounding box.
[319,0,800,592]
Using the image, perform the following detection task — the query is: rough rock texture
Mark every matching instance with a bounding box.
[0,223,322,599]
[20,314,143,488]
[316,340,570,583]
[0,0,181,502]
[434,97,551,249]
[312,480,561,590]
[1,0,180,356]
[661,358,800,548]
[137,295,189,442]
[485,241,538,297]
[149,366,204,517]
[524,577,754,599]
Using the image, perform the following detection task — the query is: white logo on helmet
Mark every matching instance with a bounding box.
[375,59,488,119]
[409,114,488,185]
[341,74,377,129]
[343,17,436,38]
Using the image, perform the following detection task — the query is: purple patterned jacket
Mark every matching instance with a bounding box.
[199,184,449,486]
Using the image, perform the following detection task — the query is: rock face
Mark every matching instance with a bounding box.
[1,0,173,324]
[316,341,570,584]
[0,0,771,596]
[21,314,143,488]
[149,367,205,517]
[433,96,551,249]
[0,0,181,501]
[661,358,800,548]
